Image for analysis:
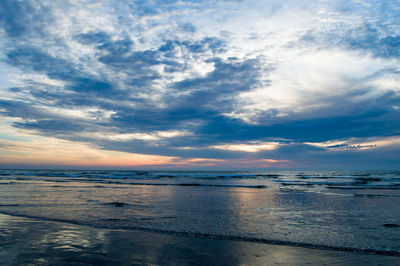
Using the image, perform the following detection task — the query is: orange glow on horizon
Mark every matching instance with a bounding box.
[0,137,291,168]
[0,122,292,169]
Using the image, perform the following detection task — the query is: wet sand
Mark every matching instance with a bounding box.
[0,213,399,265]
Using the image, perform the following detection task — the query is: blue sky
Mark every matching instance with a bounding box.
[0,0,399,169]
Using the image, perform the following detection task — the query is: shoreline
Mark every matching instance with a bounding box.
[1,210,399,257]
[1,213,399,265]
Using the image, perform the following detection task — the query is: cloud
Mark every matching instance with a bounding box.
[0,0,52,38]
[231,50,400,126]
[0,0,399,169]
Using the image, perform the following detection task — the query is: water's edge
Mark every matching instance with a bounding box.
[1,210,399,257]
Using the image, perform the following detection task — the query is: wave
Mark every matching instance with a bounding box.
[327,185,400,190]
[1,170,400,192]
[82,181,268,189]
[0,179,268,190]
[0,170,286,180]
[0,210,398,257]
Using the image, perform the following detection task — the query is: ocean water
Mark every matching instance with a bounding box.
[0,169,400,255]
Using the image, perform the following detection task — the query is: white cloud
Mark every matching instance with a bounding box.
[231,49,400,122]
[80,130,191,142]
[306,136,400,150]
[210,141,282,152]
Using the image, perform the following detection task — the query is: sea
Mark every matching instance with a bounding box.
[0,169,399,256]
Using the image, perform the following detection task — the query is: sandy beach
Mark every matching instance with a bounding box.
[1,213,399,265]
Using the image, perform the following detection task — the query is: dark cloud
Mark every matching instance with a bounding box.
[0,0,51,38]
[167,57,260,111]
[76,31,134,54]
[199,109,399,144]
[13,119,85,132]
[293,23,400,59]
[180,23,196,33]
[6,47,75,78]
[344,24,400,58]
[5,47,118,99]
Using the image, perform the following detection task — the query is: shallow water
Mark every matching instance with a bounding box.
[1,214,398,265]
[0,170,400,255]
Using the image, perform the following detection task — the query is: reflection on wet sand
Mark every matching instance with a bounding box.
[1,214,398,265]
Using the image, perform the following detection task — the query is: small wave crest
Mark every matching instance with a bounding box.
[0,170,285,180]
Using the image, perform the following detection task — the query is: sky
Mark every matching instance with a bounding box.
[0,0,399,170]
